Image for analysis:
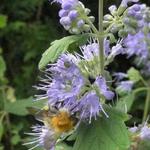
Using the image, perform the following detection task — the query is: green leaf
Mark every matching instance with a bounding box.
[116,93,135,112]
[127,67,141,83]
[0,56,6,80]
[4,97,47,116]
[55,142,72,150]
[0,146,4,150]
[39,34,89,69]
[73,106,130,150]
[0,15,7,29]
[0,123,4,141]
[11,134,21,145]
[0,48,2,54]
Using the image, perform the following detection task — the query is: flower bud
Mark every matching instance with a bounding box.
[59,9,68,17]
[109,5,117,15]
[104,14,113,21]
[88,16,95,23]
[84,8,91,15]
[68,10,78,20]
[77,19,85,28]
[83,24,90,32]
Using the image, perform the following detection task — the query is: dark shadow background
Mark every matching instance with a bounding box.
[0,0,149,150]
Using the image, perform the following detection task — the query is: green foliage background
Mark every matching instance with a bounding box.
[0,0,149,150]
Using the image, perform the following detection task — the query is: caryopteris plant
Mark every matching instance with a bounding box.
[25,0,150,150]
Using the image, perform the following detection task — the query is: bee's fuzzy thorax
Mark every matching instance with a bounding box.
[50,110,74,133]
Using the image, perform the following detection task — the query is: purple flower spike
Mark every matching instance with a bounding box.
[50,0,94,33]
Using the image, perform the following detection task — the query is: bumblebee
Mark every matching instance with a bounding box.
[27,104,78,134]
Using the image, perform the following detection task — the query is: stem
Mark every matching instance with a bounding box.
[0,111,6,122]
[140,77,148,87]
[98,0,104,75]
[85,0,105,75]
[86,19,99,34]
[99,0,103,32]
[143,88,150,122]
[133,87,150,95]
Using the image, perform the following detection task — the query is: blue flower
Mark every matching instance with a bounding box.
[123,31,149,61]
[76,91,108,123]
[95,77,114,100]
[80,40,111,60]
[116,81,134,93]
[140,125,150,140]
[109,43,124,58]
[47,54,85,105]
[24,126,57,150]
[129,126,138,133]
[121,0,139,7]
[113,72,128,81]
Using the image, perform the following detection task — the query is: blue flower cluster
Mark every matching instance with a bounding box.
[35,41,115,124]
[51,0,95,34]
[123,4,150,34]
[104,0,150,36]
[45,50,114,123]
[123,31,150,61]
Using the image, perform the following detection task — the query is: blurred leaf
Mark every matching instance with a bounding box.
[73,106,130,150]
[0,56,6,80]
[0,123,4,141]
[127,67,141,83]
[6,87,16,103]
[0,15,7,29]
[0,146,4,150]
[0,48,2,54]
[11,134,21,145]
[116,93,135,112]
[8,21,26,30]
[39,34,89,69]
[4,97,47,116]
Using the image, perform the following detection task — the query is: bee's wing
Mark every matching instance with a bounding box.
[26,107,49,121]
[27,105,58,121]
[26,107,41,115]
